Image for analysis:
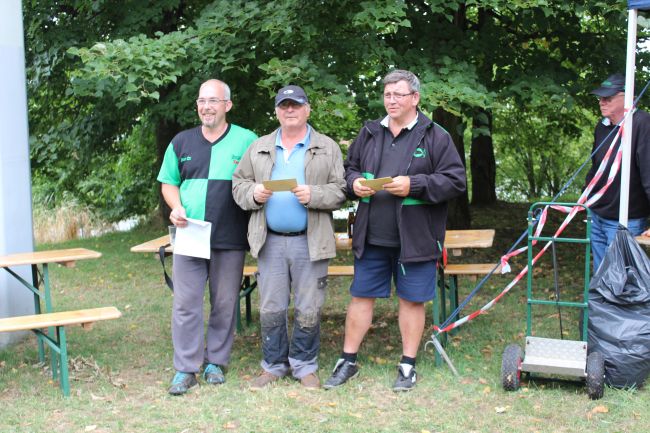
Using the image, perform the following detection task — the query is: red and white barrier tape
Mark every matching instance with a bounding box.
[435,125,624,335]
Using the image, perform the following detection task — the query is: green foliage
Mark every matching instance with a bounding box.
[494,97,596,201]
[77,120,159,221]
[24,0,650,219]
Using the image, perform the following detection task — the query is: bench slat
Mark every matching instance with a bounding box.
[243,265,354,277]
[326,265,355,276]
[444,263,500,275]
[0,307,122,333]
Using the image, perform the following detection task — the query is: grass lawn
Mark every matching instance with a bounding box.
[1,202,649,433]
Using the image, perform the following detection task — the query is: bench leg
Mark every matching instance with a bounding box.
[31,265,46,364]
[237,276,257,334]
[34,326,71,397]
[56,326,71,397]
[449,276,460,336]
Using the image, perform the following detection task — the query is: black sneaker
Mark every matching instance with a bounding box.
[203,364,225,385]
[323,358,359,389]
[168,371,198,396]
[392,364,417,392]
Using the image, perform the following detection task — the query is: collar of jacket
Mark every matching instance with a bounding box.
[255,127,325,153]
[364,111,433,136]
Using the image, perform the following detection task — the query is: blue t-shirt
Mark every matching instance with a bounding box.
[265,126,311,232]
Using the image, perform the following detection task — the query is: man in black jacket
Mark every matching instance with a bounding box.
[324,70,466,391]
[586,73,650,272]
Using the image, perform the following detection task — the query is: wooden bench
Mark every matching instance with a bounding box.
[0,307,122,396]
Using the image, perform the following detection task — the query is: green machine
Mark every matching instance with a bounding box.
[500,202,605,399]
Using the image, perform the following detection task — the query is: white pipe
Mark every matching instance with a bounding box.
[620,8,638,226]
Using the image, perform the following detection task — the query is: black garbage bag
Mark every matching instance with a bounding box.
[588,225,650,388]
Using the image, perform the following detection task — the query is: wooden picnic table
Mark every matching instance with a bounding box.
[131,230,497,338]
[335,229,495,255]
[133,229,496,256]
[0,248,102,363]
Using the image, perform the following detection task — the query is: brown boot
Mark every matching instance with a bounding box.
[300,373,321,389]
[250,371,280,390]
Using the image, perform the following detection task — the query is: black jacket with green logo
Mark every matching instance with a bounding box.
[344,111,466,262]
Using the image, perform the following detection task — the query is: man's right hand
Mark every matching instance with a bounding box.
[170,206,188,227]
[253,184,273,204]
[352,177,376,198]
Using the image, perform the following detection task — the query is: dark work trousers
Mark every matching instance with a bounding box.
[171,249,245,373]
[257,233,328,379]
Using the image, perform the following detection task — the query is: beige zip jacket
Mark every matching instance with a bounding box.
[232,128,346,261]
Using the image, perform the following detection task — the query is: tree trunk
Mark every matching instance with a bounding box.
[156,118,182,223]
[433,108,471,229]
[470,109,497,205]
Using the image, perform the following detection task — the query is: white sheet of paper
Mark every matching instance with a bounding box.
[173,218,212,259]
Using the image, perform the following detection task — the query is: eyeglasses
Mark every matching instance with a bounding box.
[383,92,415,101]
[196,98,228,107]
[598,93,624,103]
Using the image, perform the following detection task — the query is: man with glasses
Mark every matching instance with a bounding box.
[586,73,650,271]
[324,69,466,392]
[158,79,257,395]
[233,85,345,390]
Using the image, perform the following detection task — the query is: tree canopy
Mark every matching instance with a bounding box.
[24,0,650,223]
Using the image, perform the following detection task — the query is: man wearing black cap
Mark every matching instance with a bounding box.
[586,73,650,271]
[233,85,345,389]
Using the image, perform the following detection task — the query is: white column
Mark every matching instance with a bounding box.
[0,0,36,348]
[620,8,638,226]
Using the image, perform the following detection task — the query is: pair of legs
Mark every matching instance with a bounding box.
[591,212,647,272]
[343,296,425,357]
[257,233,328,379]
[342,244,436,359]
[171,249,245,373]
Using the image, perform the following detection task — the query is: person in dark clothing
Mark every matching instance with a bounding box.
[324,70,466,392]
[586,73,650,271]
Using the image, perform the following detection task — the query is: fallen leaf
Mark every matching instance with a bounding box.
[287,391,299,398]
[478,378,488,384]
[90,393,105,401]
[460,378,473,385]
[84,426,97,432]
[591,405,609,414]
[327,402,337,407]
[223,421,239,429]
[495,406,508,413]
[421,430,431,433]
[483,386,491,394]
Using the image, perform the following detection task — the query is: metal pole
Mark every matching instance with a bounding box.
[620,8,638,227]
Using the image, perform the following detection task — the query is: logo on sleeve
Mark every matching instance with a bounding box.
[232,154,241,165]
[180,156,192,163]
[413,148,426,158]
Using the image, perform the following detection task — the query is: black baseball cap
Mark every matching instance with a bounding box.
[275,85,309,106]
[591,73,625,97]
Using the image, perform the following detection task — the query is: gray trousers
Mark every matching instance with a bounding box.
[171,249,245,373]
[257,233,328,379]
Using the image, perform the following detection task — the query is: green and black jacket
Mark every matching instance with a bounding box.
[158,124,258,250]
